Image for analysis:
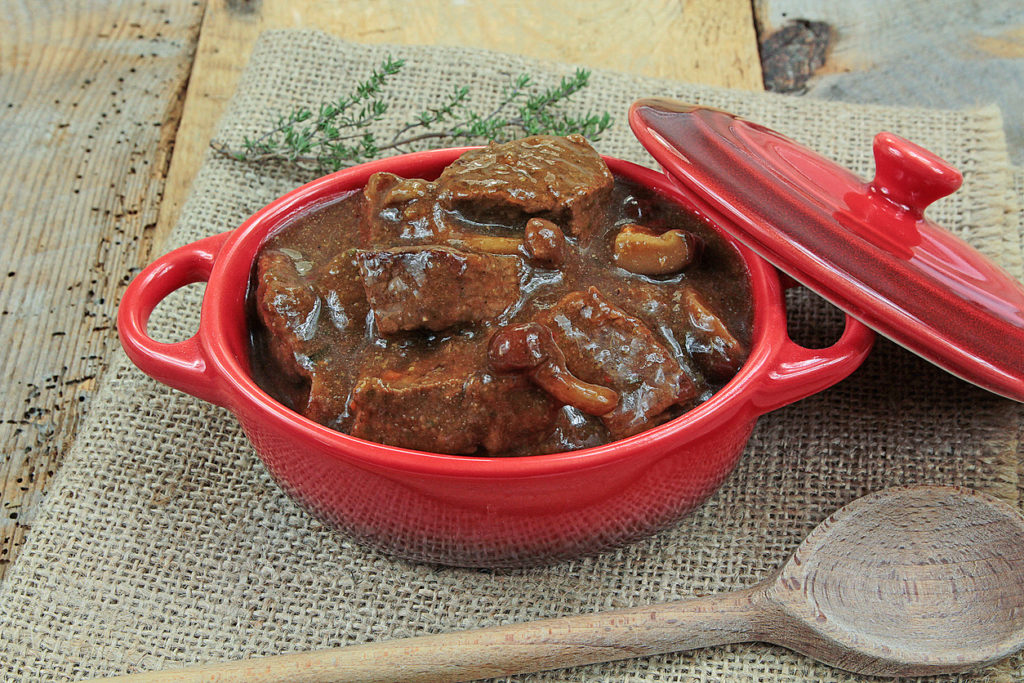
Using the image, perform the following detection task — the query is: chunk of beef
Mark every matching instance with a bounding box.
[538,287,698,438]
[348,341,558,454]
[254,249,326,382]
[357,246,522,334]
[436,134,613,239]
[360,172,445,245]
[256,249,371,423]
[673,286,748,381]
[595,280,708,389]
[280,251,371,425]
[303,367,352,427]
[311,249,369,333]
[611,283,747,383]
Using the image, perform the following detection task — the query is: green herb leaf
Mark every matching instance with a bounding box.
[212,57,613,175]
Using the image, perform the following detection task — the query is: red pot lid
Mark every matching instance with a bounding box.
[629,98,1024,402]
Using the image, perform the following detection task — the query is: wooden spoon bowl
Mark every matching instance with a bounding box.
[95,485,1024,682]
[768,485,1024,675]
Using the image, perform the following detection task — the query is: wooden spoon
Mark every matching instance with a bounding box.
[95,485,1024,682]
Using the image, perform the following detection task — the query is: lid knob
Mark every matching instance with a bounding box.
[869,132,962,218]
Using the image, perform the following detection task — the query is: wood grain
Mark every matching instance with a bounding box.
[95,589,768,682]
[754,0,1024,162]
[0,0,205,581]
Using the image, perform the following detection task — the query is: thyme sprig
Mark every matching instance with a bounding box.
[211,57,613,175]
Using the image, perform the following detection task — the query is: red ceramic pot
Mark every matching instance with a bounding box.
[118,148,875,567]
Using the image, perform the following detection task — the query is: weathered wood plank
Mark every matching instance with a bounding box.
[155,0,764,250]
[754,0,1024,162]
[0,0,205,581]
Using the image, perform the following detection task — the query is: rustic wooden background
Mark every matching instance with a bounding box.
[1,0,1020,584]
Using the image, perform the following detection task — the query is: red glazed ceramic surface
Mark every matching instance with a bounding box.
[630,99,1024,403]
[118,148,874,567]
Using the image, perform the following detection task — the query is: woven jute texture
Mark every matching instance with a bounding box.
[2,30,1023,682]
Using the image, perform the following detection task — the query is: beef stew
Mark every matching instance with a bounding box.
[249,135,753,456]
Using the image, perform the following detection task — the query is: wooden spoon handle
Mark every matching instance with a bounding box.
[93,587,767,683]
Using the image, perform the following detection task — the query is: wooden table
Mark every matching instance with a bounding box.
[1,0,1019,584]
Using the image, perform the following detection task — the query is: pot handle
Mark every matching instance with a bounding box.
[117,232,232,408]
[747,306,875,416]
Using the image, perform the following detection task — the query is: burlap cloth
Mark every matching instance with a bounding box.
[2,30,1022,682]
